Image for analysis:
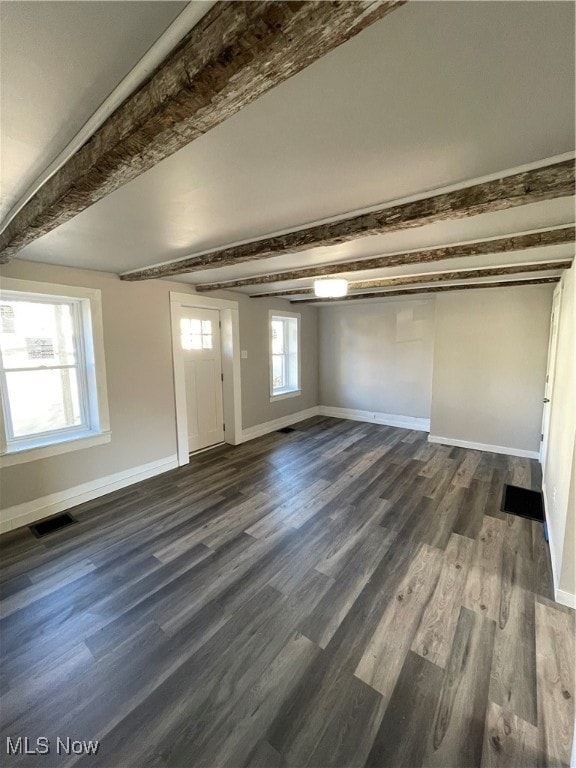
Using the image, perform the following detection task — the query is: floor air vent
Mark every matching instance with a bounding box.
[501,484,545,522]
[30,512,78,538]
[277,426,296,434]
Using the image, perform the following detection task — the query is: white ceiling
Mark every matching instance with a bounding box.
[0,0,187,221]
[2,0,575,292]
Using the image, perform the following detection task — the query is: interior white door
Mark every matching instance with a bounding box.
[540,283,562,468]
[180,307,224,453]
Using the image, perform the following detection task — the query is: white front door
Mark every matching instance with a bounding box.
[180,307,224,453]
[541,283,562,467]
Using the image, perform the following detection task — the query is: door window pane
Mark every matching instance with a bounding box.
[181,317,214,350]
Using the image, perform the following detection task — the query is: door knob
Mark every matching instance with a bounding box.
[543,398,550,403]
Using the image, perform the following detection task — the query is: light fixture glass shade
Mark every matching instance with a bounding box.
[313,278,348,298]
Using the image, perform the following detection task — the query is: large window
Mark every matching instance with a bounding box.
[0,279,110,465]
[269,311,300,399]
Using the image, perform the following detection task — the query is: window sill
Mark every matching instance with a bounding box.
[0,431,112,467]
[270,389,302,403]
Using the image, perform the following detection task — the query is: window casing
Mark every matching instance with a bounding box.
[0,279,110,465]
[269,312,301,399]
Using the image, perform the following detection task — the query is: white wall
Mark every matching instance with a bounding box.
[215,291,319,430]
[0,260,318,529]
[430,284,553,456]
[319,299,435,423]
[542,264,576,606]
[0,260,191,517]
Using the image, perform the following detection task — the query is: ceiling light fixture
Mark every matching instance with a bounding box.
[313,278,348,298]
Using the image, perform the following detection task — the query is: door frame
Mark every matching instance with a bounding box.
[170,292,242,466]
[540,280,563,468]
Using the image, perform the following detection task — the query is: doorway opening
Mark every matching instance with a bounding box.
[541,282,562,468]
[170,292,242,466]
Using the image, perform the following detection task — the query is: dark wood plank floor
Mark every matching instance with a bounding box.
[0,418,574,767]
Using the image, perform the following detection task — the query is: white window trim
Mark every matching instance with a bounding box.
[269,310,301,402]
[0,278,111,467]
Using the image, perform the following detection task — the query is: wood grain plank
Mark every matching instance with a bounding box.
[423,607,496,767]
[509,456,533,488]
[489,541,537,725]
[481,702,543,768]
[0,419,562,768]
[300,526,396,648]
[304,674,385,768]
[411,533,475,668]
[316,500,392,577]
[532,522,555,601]
[452,451,484,488]
[483,469,508,520]
[173,632,320,768]
[266,538,425,765]
[463,515,506,621]
[354,543,443,701]
[244,741,284,768]
[453,479,492,539]
[365,651,444,768]
[535,600,575,766]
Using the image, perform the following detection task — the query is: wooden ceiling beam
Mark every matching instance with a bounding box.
[121,161,575,281]
[0,0,406,263]
[250,259,572,297]
[290,276,560,303]
[194,226,575,292]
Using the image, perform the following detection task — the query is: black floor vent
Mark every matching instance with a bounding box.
[501,484,545,522]
[277,426,296,434]
[30,512,78,538]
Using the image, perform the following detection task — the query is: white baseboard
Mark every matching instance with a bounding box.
[428,434,540,459]
[241,407,321,442]
[555,588,576,610]
[318,405,430,432]
[0,455,178,534]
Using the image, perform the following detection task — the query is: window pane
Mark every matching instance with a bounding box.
[272,355,285,390]
[287,317,298,350]
[0,301,76,369]
[5,368,83,437]
[287,352,298,390]
[201,320,212,334]
[202,334,213,349]
[271,320,284,354]
[1,305,15,333]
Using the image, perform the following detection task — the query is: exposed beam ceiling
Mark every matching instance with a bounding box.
[291,276,561,303]
[121,161,575,281]
[195,226,575,292]
[0,0,405,263]
[249,260,572,298]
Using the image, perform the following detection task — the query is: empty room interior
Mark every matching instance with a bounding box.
[1,1,575,766]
